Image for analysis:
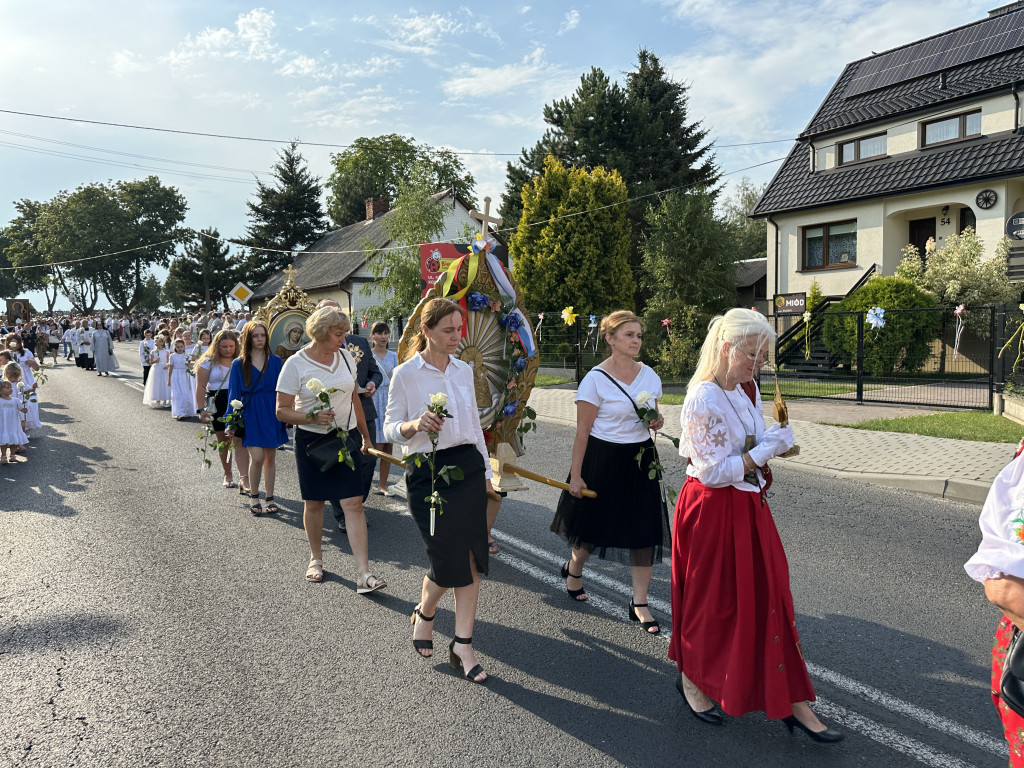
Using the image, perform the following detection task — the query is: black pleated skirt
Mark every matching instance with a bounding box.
[294,426,363,501]
[550,435,670,567]
[406,443,488,588]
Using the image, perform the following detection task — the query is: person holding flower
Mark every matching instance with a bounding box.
[550,310,667,634]
[195,330,250,492]
[275,306,385,593]
[227,321,287,515]
[383,298,493,684]
[670,308,840,741]
[369,321,398,495]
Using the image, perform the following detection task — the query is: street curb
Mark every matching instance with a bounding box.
[780,463,990,505]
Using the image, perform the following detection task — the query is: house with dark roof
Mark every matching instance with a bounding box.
[251,190,507,322]
[753,2,1024,303]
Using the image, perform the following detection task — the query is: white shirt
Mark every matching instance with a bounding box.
[680,380,766,491]
[576,364,663,443]
[140,339,155,365]
[199,359,232,391]
[383,353,493,479]
[276,348,358,434]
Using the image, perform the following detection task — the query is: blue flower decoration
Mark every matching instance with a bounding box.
[503,401,518,417]
[514,357,527,371]
[467,292,489,312]
[500,313,522,331]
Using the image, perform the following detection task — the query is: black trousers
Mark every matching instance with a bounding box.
[142,365,151,385]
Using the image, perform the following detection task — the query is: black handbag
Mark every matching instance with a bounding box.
[303,353,356,473]
[1001,625,1024,717]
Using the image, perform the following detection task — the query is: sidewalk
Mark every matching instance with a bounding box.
[527,388,1012,504]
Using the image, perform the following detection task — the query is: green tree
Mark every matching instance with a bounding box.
[822,276,941,376]
[502,50,718,309]
[895,227,1018,333]
[721,177,768,262]
[360,162,449,319]
[240,141,327,287]
[163,228,236,311]
[134,275,163,313]
[325,134,476,228]
[33,178,186,314]
[511,156,634,315]
[3,199,53,309]
[0,228,23,300]
[638,189,738,378]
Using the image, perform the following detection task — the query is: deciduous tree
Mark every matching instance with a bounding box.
[721,177,768,262]
[163,229,235,311]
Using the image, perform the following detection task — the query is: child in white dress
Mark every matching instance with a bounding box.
[143,337,172,406]
[168,340,193,420]
[0,381,28,463]
[3,361,41,432]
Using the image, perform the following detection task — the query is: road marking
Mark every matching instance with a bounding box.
[490,528,1005,763]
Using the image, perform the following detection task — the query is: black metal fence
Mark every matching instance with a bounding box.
[530,307,1005,409]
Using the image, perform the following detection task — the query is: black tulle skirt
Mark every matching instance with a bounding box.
[550,435,670,567]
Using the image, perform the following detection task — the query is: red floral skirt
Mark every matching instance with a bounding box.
[992,615,1024,765]
[668,477,815,719]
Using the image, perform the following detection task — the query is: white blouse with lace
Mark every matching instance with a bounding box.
[679,380,766,491]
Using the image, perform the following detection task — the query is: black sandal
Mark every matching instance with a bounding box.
[560,561,588,601]
[264,496,279,514]
[448,635,486,683]
[629,599,661,634]
[410,604,435,658]
[249,494,264,515]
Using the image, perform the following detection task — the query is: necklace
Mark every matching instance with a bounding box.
[712,374,759,487]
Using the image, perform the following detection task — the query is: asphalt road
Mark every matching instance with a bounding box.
[0,346,1009,768]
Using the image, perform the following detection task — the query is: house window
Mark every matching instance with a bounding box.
[921,110,982,147]
[959,206,976,234]
[803,220,857,270]
[838,133,887,165]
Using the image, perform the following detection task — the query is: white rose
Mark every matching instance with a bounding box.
[636,391,651,406]
[429,392,448,408]
[306,378,326,395]
[230,399,244,409]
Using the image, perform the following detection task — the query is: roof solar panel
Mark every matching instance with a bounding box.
[845,10,1024,98]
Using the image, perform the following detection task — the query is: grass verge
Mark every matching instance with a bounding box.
[535,374,574,387]
[825,411,1024,443]
[659,381,875,405]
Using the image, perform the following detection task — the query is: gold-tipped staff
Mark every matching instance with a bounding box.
[365,448,598,500]
[772,373,801,458]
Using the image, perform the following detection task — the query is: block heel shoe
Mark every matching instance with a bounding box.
[448,636,487,683]
[410,604,434,658]
[628,599,660,634]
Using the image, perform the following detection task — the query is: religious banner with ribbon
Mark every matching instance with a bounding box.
[400,198,540,492]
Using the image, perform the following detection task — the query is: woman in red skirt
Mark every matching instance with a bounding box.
[669,308,842,742]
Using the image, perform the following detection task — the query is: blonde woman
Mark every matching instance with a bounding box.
[195,329,250,492]
[383,298,493,683]
[275,307,385,592]
[671,308,840,741]
[550,310,667,633]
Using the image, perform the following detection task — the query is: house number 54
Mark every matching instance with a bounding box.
[940,217,951,226]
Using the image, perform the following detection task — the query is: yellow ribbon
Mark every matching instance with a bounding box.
[439,251,480,300]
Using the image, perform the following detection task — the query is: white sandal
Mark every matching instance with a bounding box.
[356,573,387,594]
[305,558,324,583]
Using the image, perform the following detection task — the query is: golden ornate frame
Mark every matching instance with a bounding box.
[253,265,317,328]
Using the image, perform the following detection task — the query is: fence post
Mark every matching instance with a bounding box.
[856,311,864,403]
[990,305,998,410]
[574,316,583,384]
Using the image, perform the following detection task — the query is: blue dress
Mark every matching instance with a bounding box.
[370,349,399,444]
[227,354,288,448]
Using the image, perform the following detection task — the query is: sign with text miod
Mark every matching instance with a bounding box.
[773,293,807,315]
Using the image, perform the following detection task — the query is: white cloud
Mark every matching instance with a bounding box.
[558,10,580,35]
[297,94,401,130]
[277,53,339,79]
[110,50,149,77]
[193,90,265,110]
[518,5,532,13]
[369,12,463,57]
[341,55,402,79]
[166,9,282,67]
[442,46,567,99]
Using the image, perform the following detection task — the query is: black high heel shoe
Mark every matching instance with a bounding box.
[628,599,660,634]
[782,715,844,743]
[674,676,723,725]
[448,636,487,683]
[560,561,588,601]
[410,604,434,658]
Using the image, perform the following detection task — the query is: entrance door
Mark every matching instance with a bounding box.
[909,217,936,261]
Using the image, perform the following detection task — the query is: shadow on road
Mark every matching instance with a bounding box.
[0,612,126,654]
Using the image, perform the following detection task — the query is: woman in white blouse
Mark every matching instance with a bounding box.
[383,298,493,684]
[275,307,385,593]
[196,330,250,492]
[670,308,841,742]
[551,311,667,633]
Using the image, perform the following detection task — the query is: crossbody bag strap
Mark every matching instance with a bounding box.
[595,368,646,421]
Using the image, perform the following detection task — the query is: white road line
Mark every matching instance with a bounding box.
[807,662,1006,758]
[814,700,977,768]
[491,528,1006,762]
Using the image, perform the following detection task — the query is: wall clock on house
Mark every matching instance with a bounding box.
[976,189,998,210]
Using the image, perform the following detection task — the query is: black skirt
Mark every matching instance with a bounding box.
[406,443,488,588]
[209,389,245,440]
[550,435,670,567]
[293,426,363,501]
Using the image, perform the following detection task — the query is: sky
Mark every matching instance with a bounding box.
[0,0,1000,309]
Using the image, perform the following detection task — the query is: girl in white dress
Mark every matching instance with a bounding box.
[142,336,172,406]
[0,381,28,464]
[167,340,193,420]
[3,362,41,432]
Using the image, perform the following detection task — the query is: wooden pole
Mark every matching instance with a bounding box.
[367,447,502,502]
[501,463,598,498]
